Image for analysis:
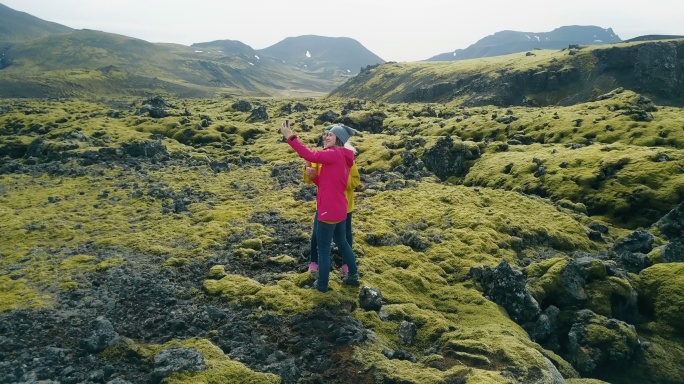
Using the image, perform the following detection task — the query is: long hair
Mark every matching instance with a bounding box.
[334,138,357,154]
[344,142,357,154]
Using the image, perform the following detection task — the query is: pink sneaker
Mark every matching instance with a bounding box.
[341,264,349,276]
[308,262,318,272]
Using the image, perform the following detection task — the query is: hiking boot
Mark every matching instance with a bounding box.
[308,262,318,272]
[341,264,349,276]
[312,279,329,293]
[342,274,360,287]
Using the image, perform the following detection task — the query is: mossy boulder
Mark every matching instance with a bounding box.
[652,200,684,240]
[203,274,262,298]
[233,248,258,259]
[266,255,296,265]
[635,263,684,332]
[238,238,263,251]
[469,260,541,324]
[207,265,227,279]
[164,257,189,267]
[525,257,587,308]
[576,257,607,281]
[584,276,638,321]
[566,309,640,375]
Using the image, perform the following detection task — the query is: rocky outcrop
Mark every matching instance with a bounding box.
[566,310,640,376]
[652,200,684,241]
[421,135,481,180]
[427,26,623,62]
[470,253,646,377]
[151,348,205,384]
[350,40,684,107]
[470,260,541,323]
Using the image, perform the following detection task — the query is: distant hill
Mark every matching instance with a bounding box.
[191,35,385,79]
[191,39,258,58]
[257,35,385,73]
[426,25,621,61]
[331,38,684,107]
[0,28,364,98]
[624,34,684,42]
[0,4,382,98]
[0,3,72,43]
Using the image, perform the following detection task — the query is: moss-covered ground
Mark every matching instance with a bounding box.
[1,92,682,383]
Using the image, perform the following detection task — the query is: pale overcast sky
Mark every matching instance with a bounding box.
[2,0,682,62]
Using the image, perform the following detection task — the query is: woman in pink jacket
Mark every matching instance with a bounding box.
[280,121,360,292]
[303,125,361,276]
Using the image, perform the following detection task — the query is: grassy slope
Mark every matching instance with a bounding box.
[1,94,683,383]
[330,39,684,107]
[0,30,352,99]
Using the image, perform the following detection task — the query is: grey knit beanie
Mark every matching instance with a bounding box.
[328,124,358,144]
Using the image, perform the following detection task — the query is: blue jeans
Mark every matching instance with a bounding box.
[315,219,358,291]
[310,211,353,264]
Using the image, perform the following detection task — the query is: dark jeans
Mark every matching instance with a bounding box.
[314,219,358,291]
[310,211,353,264]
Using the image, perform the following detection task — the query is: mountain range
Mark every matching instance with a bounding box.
[426,25,622,61]
[3,2,682,102]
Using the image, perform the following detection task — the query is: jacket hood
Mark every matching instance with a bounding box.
[341,147,354,168]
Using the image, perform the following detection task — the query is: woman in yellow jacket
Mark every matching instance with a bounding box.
[304,127,360,276]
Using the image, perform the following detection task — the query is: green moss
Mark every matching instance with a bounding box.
[351,318,560,383]
[255,279,351,313]
[647,247,663,264]
[524,257,567,303]
[607,332,684,384]
[165,338,281,384]
[203,274,263,298]
[208,265,227,279]
[583,259,607,281]
[60,255,98,271]
[359,303,452,349]
[557,199,588,214]
[534,347,579,379]
[267,255,297,265]
[585,276,636,317]
[238,238,263,251]
[203,271,359,315]
[58,281,80,291]
[104,337,280,383]
[2,96,682,382]
[351,343,507,383]
[0,276,52,312]
[164,257,189,267]
[57,254,117,286]
[233,248,258,259]
[102,337,158,362]
[583,320,639,356]
[351,269,557,382]
[96,257,124,271]
[636,263,684,332]
[464,140,684,229]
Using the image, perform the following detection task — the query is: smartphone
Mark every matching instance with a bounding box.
[285,119,290,128]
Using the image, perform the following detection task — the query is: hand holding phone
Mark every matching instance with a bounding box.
[280,119,293,139]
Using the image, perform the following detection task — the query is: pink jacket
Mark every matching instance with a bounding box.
[287,135,354,222]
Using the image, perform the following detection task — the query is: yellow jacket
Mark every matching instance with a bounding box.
[303,161,360,213]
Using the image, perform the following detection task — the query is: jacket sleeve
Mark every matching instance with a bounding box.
[347,161,360,191]
[287,136,339,164]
